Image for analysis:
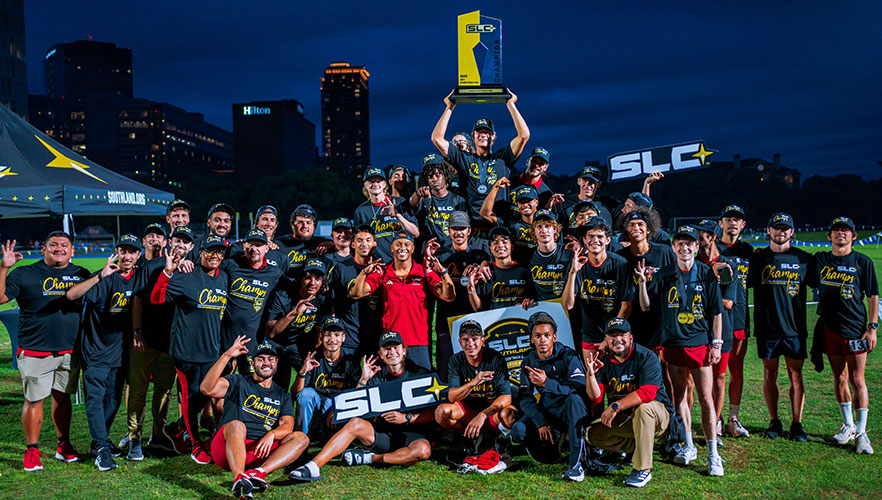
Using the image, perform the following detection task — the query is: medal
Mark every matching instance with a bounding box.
[477,184,488,194]
[677,312,694,325]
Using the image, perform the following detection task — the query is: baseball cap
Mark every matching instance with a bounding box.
[321,316,344,331]
[255,205,278,219]
[694,219,718,234]
[573,200,599,215]
[488,226,512,240]
[604,317,632,335]
[459,319,484,336]
[387,164,409,180]
[513,186,538,202]
[293,204,317,221]
[422,153,443,167]
[364,167,385,180]
[626,211,647,223]
[528,147,550,164]
[628,192,653,209]
[720,204,745,219]
[200,234,227,250]
[253,342,277,357]
[533,210,555,223]
[244,228,268,244]
[170,226,194,242]
[473,118,494,132]
[303,258,327,275]
[116,234,143,251]
[392,231,414,243]
[579,165,602,182]
[143,223,167,238]
[167,199,190,214]
[449,211,470,229]
[829,216,855,231]
[379,331,404,346]
[768,213,794,228]
[332,218,353,230]
[673,225,699,241]
[207,202,234,219]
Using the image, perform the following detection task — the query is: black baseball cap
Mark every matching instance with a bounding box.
[488,226,512,240]
[167,199,190,214]
[422,153,443,167]
[579,165,602,182]
[170,226,194,242]
[321,316,345,331]
[672,225,699,241]
[720,204,745,219]
[116,234,143,251]
[387,164,408,180]
[829,216,855,231]
[253,342,277,357]
[626,211,647,223]
[207,202,234,219]
[449,211,470,229]
[604,317,632,335]
[573,200,599,215]
[143,223,167,238]
[379,331,404,346]
[473,118,494,132]
[768,213,794,229]
[459,319,484,336]
[293,204,317,222]
[364,167,385,180]
[303,258,327,275]
[244,228,268,244]
[533,210,555,223]
[392,231,414,243]
[694,219,718,234]
[255,205,278,218]
[528,147,550,163]
[628,192,653,209]
[332,218,353,230]
[513,186,538,202]
[200,234,226,250]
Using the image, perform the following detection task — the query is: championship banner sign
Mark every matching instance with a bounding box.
[607,141,716,182]
[449,301,574,386]
[331,374,449,424]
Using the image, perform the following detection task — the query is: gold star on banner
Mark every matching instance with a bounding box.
[0,165,18,179]
[36,135,108,184]
[424,378,448,401]
[12,196,17,201]
[27,196,33,201]
[692,143,715,165]
[44,196,49,201]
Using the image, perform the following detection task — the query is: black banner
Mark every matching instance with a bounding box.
[331,374,449,424]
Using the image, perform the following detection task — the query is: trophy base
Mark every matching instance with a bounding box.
[451,85,511,103]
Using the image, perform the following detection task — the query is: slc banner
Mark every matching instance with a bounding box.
[332,374,449,424]
[448,301,574,387]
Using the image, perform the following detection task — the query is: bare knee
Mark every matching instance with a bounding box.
[224,420,246,439]
[434,404,454,423]
[410,441,431,461]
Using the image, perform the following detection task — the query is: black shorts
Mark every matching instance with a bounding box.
[757,336,807,360]
[371,430,429,453]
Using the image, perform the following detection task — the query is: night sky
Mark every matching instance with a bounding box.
[25,2,882,180]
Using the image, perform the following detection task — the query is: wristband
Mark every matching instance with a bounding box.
[437,268,449,275]
[711,339,724,346]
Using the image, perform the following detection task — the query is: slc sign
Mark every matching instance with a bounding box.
[607,141,715,182]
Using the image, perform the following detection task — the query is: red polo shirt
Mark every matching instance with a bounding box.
[365,262,442,346]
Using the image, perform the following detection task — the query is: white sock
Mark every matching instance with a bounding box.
[363,451,374,464]
[498,423,511,437]
[255,467,265,473]
[305,461,320,476]
[684,432,694,448]
[857,408,869,434]
[840,402,854,427]
[708,438,718,456]
[729,404,740,420]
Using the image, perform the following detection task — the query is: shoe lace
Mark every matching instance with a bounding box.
[26,447,47,459]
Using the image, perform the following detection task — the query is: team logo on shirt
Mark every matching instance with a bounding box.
[370,218,401,238]
[230,277,270,312]
[468,161,499,184]
[242,394,281,431]
[579,278,618,312]
[41,275,84,295]
[110,291,132,313]
[198,288,227,318]
[761,264,802,296]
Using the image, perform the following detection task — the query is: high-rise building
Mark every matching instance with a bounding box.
[320,62,369,172]
[0,0,28,117]
[232,99,317,176]
[43,40,133,100]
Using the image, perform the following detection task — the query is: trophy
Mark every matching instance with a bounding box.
[450,10,511,103]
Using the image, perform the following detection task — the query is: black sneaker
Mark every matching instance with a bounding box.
[562,462,585,482]
[765,419,784,439]
[789,422,808,442]
[90,441,123,458]
[147,433,176,453]
[232,476,254,500]
[95,447,118,471]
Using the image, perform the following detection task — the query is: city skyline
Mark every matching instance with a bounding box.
[24,2,882,180]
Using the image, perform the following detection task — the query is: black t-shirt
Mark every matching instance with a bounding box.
[699,255,739,352]
[266,280,330,351]
[220,257,283,352]
[447,348,511,411]
[4,260,91,352]
[225,240,286,270]
[595,343,672,409]
[529,244,574,301]
[79,270,137,368]
[276,235,331,278]
[219,374,294,440]
[327,256,382,352]
[552,194,617,230]
[352,197,417,263]
[132,257,175,352]
[748,246,811,339]
[446,145,517,222]
[414,191,468,244]
[508,218,537,263]
[298,354,360,397]
[157,267,229,363]
[506,175,554,216]
[572,253,634,344]
[719,239,754,333]
[807,251,879,339]
[476,263,535,310]
[435,243,491,331]
[615,243,676,347]
[648,261,723,348]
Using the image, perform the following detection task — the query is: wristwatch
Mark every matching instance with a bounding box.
[610,402,620,412]
[405,413,413,423]
[869,322,879,330]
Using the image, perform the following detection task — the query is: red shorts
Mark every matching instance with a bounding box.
[211,424,280,471]
[455,401,499,432]
[822,323,867,356]
[713,351,730,375]
[733,329,747,341]
[662,345,711,369]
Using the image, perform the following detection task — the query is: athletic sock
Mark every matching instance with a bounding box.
[363,451,375,464]
[498,423,511,437]
[729,404,740,420]
[840,402,854,427]
[254,467,266,473]
[708,438,718,456]
[305,461,320,476]
[857,408,869,434]
[27,443,38,450]
[684,432,694,448]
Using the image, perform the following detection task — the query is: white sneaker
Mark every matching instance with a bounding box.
[673,444,698,465]
[856,433,874,454]
[716,418,723,437]
[708,453,724,477]
[833,423,857,445]
[726,417,750,438]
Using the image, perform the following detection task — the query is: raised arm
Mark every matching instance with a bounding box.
[431,91,456,158]
[201,335,249,398]
[506,90,530,158]
[66,254,119,301]
[0,240,23,304]
[480,177,509,225]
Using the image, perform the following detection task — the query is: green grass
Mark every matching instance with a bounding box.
[0,253,880,499]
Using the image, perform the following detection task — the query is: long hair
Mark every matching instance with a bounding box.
[617,206,662,240]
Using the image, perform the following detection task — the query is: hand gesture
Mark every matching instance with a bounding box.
[315,241,336,256]
[571,247,588,273]
[424,238,441,258]
[225,335,249,358]
[100,254,120,279]
[299,351,320,376]
[417,186,431,199]
[472,370,494,386]
[178,259,195,273]
[363,257,384,275]
[644,172,664,186]
[267,240,279,250]
[635,259,651,283]
[525,365,547,387]
[163,247,181,274]
[292,295,316,316]
[1,240,22,269]
[493,177,510,190]
[582,350,604,375]
[380,197,398,217]
[563,235,582,254]
[360,354,381,383]
[545,193,565,210]
[425,254,444,274]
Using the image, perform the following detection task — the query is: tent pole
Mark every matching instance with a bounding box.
[116,215,121,239]
[63,214,71,234]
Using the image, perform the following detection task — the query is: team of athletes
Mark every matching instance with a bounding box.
[0,92,877,496]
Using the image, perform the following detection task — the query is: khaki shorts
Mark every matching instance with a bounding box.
[18,352,80,402]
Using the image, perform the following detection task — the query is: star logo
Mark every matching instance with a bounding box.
[0,165,18,179]
[36,135,107,184]
[691,143,715,165]
[424,377,448,401]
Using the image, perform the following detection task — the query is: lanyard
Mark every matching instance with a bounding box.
[675,264,699,310]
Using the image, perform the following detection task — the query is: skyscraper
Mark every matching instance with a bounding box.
[43,40,133,100]
[0,0,28,117]
[320,62,369,172]
[233,99,317,176]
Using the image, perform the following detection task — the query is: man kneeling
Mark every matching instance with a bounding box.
[585,318,672,488]
[201,337,309,499]
[290,331,435,482]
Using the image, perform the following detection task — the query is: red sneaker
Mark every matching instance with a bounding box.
[24,447,47,471]
[163,424,190,456]
[190,443,212,465]
[55,439,80,463]
[245,468,268,492]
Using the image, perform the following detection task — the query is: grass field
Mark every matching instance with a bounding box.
[0,250,880,499]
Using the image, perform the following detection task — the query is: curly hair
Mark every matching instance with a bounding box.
[617,206,662,240]
[417,161,456,189]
